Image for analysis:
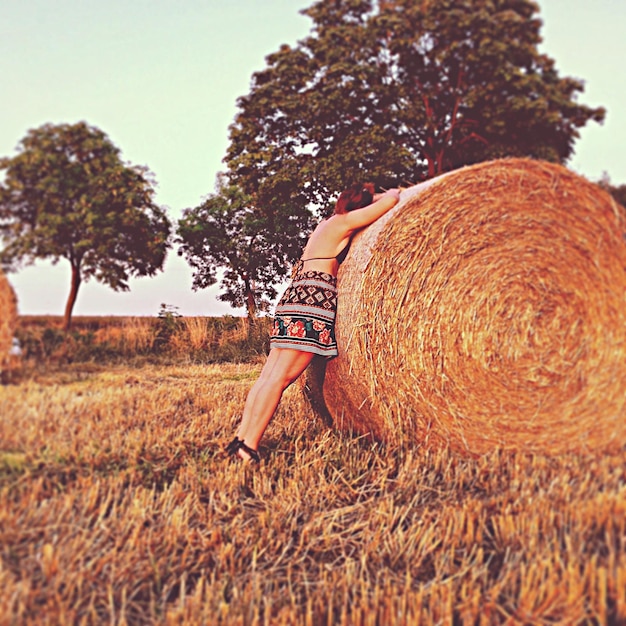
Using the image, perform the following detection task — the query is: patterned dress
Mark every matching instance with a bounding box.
[269,262,338,359]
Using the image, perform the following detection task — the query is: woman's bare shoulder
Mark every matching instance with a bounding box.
[313,214,346,232]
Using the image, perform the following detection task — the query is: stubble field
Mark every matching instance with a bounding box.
[1,359,625,625]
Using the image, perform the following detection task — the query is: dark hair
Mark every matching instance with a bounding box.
[334,182,375,215]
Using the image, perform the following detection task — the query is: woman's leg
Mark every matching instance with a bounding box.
[235,348,315,457]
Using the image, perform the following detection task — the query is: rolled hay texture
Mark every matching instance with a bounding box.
[309,158,626,455]
[0,269,18,369]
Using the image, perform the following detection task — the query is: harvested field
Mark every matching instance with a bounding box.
[315,158,626,455]
[0,361,625,624]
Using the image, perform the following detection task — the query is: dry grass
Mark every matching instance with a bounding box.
[320,158,626,455]
[15,316,270,364]
[172,317,215,353]
[1,361,625,624]
[87,317,156,355]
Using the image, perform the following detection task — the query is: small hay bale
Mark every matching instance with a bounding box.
[0,269,18,369]
[310,158,626,455]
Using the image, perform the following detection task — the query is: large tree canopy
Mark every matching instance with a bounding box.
[0,122,171,329]
[226,0,605,211]
[176,177,313,317]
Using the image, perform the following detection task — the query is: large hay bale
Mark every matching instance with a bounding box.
[311,158,626,455]
[0,269,18,369]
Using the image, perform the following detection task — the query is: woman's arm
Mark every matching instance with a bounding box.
[341,189,401,233]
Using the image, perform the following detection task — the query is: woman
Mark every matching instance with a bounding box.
[226,183,401,461]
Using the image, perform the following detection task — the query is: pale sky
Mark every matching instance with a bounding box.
[2,0,625,318]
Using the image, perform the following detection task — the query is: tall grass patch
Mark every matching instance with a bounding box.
[14,315,271,367]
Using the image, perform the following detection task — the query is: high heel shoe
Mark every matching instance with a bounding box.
[225,437,260,463]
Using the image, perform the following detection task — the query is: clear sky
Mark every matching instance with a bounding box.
[2,0,625,318]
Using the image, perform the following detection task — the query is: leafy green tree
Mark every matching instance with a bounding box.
[176,177,313,318]
[0,122,171,330]
[226,0,605,209]
[379,0,606,176]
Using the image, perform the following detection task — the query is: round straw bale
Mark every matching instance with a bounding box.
[309,158,626,455]
[0,269,18,369]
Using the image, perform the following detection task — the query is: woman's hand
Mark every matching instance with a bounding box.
[373,188,401,203]
[342,187,401,232]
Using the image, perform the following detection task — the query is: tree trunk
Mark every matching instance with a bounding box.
[63,262,82,331]
[244,277,257,319]
[243,277,259,341]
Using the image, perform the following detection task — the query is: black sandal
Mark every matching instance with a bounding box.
[225,437,261,463]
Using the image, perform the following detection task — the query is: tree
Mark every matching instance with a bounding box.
[176,177,313,317]
[227,0,407,215]
[0,122,171,330]
[379,0,606,176]
[226,0,605,210]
